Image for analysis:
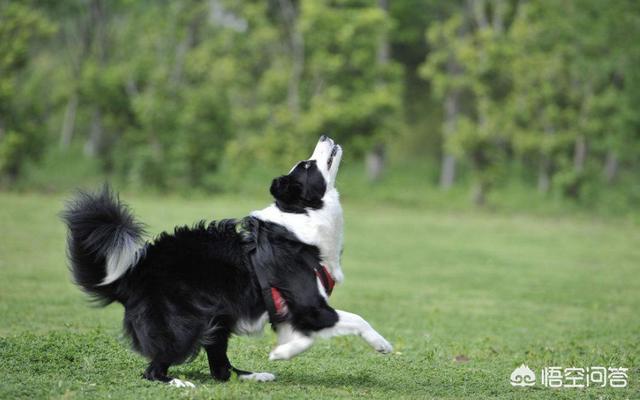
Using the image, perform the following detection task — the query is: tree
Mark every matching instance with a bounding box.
[299,0,403,170]
[114,0,235,189]
[508,0,640,198]
[224,0,404,178]
[421,0,513,205]
[0,2,54,185]
[506,2,574,194]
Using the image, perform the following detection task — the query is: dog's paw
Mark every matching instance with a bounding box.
[364,331,393,354]
[376,339,393,354]
[169,378,195,388]
[269,336,314,361]
[239,372,276,382]
[268,346,291,361]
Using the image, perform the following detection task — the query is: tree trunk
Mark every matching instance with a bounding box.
[278,0,304,117]
[84,0,106,158]
[573,82,592,175]
[573,134,587,173]
[377,0,390,66]
[604,150,618,184]
[440,154,456,189]
[59,93,78,149]
[84,108,103,157]
[439,6,470,190]
[537,156,551,193]
[492,0,506,34]
[171,33,191,86]
[562,134,588,199]
[91,0,106,60]
[171,12,200,86]
[59,0,95,151]
[440,97,457,188]
[537,125,554,193]
[472,181,487,206]
[440,66,459,189]
[366,144,386,182]
[470,0,488,29]
[468,0,495,206]
[364,0,391,183]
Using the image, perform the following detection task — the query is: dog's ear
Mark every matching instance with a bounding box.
[270,175,302,204]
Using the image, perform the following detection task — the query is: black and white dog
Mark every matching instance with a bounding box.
[62,136,392,387]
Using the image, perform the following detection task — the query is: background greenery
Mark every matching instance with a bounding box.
[1,0,639,214]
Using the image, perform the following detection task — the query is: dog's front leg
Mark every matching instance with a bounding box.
[315,310,393,353]
[269,323,315,361]
[269,311,392,361]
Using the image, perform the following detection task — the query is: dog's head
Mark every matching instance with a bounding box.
[270,135,342,213]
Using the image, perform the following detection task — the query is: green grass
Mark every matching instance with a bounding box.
[0,191,638,399]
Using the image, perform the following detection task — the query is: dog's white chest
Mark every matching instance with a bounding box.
[250,190,344,282]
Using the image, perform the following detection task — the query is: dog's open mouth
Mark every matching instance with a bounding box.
[327,144,340,170]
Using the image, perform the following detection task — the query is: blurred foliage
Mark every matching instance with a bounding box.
[0,1,54,184]
[0,0,639,212]
[421,0,640,204]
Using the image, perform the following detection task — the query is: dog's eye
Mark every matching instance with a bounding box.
[304,162,310,169]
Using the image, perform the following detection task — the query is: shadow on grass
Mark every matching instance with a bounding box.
[298,370,423,394]
[179,364,424,397]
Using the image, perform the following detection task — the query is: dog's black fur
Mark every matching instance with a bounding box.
[62,173,338,382]
[270,159,327,213]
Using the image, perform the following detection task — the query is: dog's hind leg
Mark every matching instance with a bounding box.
[205,330,275,382]
[143,361,170,382]
[143,361,195,388]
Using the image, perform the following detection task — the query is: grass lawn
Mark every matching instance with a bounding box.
[0,191,638,399]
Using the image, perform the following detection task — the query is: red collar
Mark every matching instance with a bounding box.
[314,264,335,296]
[270,264,335,319]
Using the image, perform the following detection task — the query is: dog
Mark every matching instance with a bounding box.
[62,136,392,387]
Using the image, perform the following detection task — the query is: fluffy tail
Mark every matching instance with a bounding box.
[61,186,145,305]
